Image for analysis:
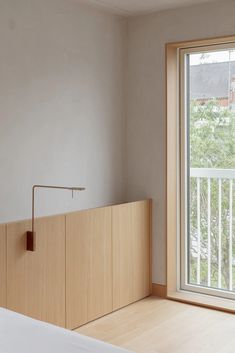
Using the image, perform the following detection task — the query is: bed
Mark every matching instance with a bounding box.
[0,308,132,353]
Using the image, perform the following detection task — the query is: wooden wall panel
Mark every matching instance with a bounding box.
[87,207,112,323]
[112,200,151,310]
[132,201,151,302]
[66,207,112,329]
[65,211,89,329]
[6,215,65,327]
[3,200,151,328]
[0,224,6,307]
[112,203,133,309]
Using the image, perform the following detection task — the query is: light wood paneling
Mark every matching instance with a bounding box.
[166,42,179,294]
[0,224,7,307]
[66,207,112,329]
[77,297,235,353]
[3,200,151,328]
[112,200,151,310]
[132,201,151,302]
[87,208,112,322]
[7,215,65,326]
[66,211,89,329]
[112,203,133,309]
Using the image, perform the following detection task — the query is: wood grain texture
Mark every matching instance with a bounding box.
[166,42,178,294]
[112,200,151,310]
[0,224,7,307]
[167,35,235,49]
[66,207,112,329]
[77,296,235,353]
[168,290,235,314]
[3,200,151,328]
[152,283,167,298]
[6,215,65,327]
[87,207,112,323]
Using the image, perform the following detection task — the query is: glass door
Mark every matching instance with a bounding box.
[180,44,235,299]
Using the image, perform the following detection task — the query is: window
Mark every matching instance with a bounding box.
[180,44,235,300]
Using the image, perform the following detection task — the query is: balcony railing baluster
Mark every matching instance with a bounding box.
[207,178,211,287]
[229,179,233,291]
[190,168,235,292]
[218,179,222,289]
[197,177,201,285]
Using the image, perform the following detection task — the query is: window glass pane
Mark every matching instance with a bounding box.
[187,48,235,293]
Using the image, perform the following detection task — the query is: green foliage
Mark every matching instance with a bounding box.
[190,100,235,169]
[189,100,235,291]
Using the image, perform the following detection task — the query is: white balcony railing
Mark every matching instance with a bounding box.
[190,168,235,291]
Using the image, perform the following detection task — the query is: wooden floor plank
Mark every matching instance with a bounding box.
[76,297,235,353]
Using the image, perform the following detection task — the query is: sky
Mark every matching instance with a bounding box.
[190,49,235,66]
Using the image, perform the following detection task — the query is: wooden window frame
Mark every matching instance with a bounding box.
[166,35,235,313]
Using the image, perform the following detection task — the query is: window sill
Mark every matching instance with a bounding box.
[167,290,235,314]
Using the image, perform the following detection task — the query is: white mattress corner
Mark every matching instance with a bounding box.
[0,307,133,353]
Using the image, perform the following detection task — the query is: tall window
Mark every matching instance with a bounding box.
[180,44,235,300]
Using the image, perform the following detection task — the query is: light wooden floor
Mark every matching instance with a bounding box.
[76,296,235,353]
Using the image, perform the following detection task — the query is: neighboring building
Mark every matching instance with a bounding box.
[190,61,235,110]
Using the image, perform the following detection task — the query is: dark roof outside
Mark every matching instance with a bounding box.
[190,61,235,100]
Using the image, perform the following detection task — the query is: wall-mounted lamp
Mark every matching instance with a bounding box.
[27,184,86,251]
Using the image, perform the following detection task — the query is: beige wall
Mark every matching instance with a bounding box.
[2,0,235,284]
[0,0,127,222]
[127,0,235,284]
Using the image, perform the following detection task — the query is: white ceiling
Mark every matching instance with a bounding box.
[86,0,222,16]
